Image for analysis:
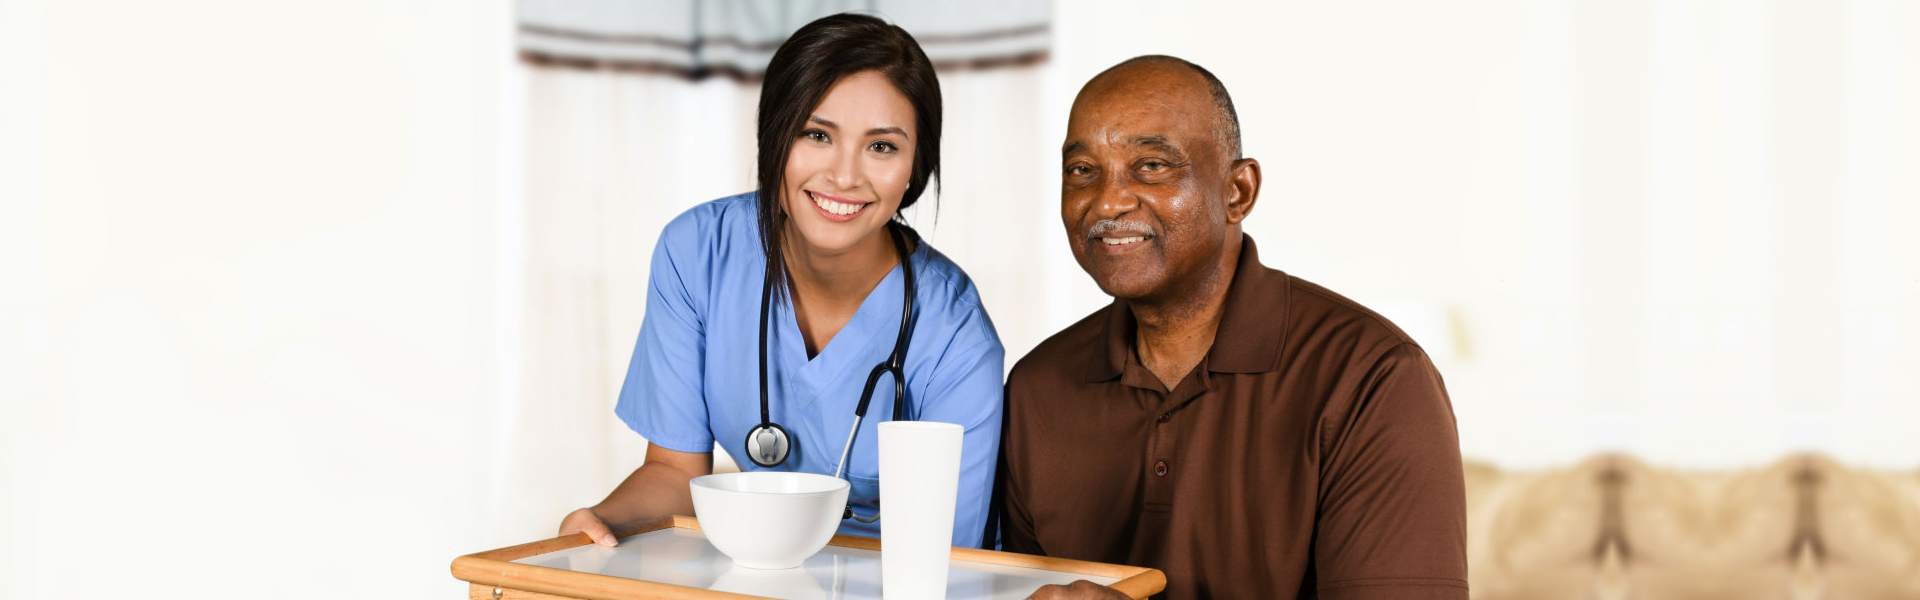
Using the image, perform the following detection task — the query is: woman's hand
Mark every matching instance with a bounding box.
[1026,580,1132,600]
[557,444,713,548]
[559,506,619,547]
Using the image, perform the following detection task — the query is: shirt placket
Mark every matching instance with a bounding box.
[1145,378,1207,508]
[1144,401,1177,508]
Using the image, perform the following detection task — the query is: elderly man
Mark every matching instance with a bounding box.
[1001,56,1468,599]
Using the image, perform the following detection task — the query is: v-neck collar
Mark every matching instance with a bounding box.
[774,242,928,414]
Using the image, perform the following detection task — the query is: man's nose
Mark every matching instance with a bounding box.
[1091,170,1139,218]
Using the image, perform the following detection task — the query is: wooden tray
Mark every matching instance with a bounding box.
[452,516,1164,600]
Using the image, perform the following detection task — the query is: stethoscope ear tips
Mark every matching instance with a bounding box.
[744,422,792,468]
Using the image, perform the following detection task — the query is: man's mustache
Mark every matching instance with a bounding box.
[1085,219,1157,239]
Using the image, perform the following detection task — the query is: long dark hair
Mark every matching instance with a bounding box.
[755,13,942,299]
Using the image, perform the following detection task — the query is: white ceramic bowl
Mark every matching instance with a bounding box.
[690,471,849,569]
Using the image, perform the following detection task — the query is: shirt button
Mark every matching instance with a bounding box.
[1156,413,1172,424]
[1154,461,1169,476]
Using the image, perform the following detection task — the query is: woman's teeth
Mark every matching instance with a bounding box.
[1102,236,1146,245]
[812,193,865,216]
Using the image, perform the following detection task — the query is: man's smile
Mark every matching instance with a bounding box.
[1087,220,1157,252]
[1096,234,1151,252]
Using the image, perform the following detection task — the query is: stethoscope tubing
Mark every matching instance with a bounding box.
[749,224,917,500]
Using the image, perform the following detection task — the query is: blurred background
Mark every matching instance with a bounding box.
[3,0,1918,597]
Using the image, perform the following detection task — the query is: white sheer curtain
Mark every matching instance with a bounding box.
[487,66,762,541]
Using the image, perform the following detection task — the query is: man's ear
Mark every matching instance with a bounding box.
[1224,158,1261,225]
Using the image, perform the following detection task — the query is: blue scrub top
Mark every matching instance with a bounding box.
[616,192,1006,547]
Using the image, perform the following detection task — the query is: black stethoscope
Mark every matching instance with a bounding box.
[745,223,916,523]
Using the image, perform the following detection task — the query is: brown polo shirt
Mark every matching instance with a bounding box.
[1001,236,1467,599]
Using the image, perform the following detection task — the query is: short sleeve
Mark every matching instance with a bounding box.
[614,217,715,454]
[913,306,1005,549]
[1314,343,1469,599]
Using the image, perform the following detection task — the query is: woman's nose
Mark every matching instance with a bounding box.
[825,146,862,189]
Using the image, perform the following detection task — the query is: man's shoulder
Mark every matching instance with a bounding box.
[1007,303,1111,389]
[1282,274,1421,356]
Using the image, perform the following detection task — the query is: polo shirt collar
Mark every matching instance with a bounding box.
[1086,235,1288,382]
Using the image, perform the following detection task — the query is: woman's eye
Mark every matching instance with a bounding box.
[869,140,899,154]
[801,129,830,144]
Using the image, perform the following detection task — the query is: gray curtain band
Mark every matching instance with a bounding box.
[517,0,1051,78]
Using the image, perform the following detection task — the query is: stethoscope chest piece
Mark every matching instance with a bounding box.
[744,422,791,468]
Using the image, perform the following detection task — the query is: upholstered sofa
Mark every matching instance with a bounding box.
[1466,454,1920,600]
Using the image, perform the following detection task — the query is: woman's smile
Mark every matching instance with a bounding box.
[807,190,873,222]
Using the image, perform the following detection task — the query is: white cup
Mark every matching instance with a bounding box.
[879,421,964,600]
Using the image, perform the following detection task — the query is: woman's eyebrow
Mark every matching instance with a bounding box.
[808,116,905,139]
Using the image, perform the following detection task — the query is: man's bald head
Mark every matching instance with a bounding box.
[1082,55,1242,160]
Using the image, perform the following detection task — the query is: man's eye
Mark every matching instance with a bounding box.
[1141,161,1166,170]
[1066,165,1092,176]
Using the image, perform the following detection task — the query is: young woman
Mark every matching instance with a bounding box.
[558,13,1003,548]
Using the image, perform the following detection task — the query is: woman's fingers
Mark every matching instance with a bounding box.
[583,516,617,546]
[560,507,618,547]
